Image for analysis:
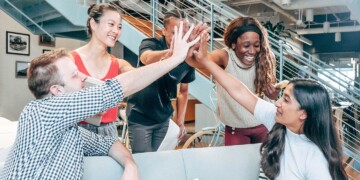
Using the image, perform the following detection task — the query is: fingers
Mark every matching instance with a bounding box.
[174,25,178,41]
[183,23,195,42]
[188,36,200,47]
[178,21,183,40]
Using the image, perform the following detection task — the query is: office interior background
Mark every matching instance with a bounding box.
[0,0,359,178]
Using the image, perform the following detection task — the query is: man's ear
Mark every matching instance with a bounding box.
[49,85,64,96]
[162,28,166,36]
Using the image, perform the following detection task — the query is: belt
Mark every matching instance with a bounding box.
[225,125,244,135]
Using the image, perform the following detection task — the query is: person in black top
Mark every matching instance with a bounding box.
[126,9,208,153]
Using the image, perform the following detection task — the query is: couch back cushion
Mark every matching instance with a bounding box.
[181,144,261,180]
[82,150,186,180]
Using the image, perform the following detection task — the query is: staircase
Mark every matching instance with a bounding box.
[1,0,359,176]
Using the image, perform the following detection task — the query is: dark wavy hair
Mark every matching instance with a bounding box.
[223,17,275,96]
[86,3,122,37]
[260,79,347,180]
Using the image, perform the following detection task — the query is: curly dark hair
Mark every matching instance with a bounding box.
[260,79,348,180]
[223,17,275,96]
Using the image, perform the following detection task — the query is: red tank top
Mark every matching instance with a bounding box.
[71,51,120,124]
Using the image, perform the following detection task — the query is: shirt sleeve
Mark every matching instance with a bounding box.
[42,79,124,131]
[253,98,276,130]
[139,38,159,58]
[180,66,195,83]
[79,127,117,156]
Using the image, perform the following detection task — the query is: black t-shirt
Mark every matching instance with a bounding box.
[126,36,195,125]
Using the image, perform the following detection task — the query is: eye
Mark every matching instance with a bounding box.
[108,23,114,26]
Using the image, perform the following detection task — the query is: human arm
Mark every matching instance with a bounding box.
[118,59,135,73]
[194,34,258,114]
[116,22,200,98]
[109,141,140,180]
[175,83,189,139]
[140,49,171,65]
[79,128,139,180]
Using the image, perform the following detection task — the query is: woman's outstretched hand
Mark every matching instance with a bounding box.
[171,22,200,62]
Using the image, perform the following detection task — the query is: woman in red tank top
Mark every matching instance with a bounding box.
[71,3,134,138]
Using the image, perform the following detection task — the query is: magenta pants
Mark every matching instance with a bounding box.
[225,124,268,146]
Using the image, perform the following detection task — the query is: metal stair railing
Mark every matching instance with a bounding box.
[1,0,55,40]
[82,1,360,174]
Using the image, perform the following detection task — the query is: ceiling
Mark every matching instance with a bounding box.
[216,0,360,65]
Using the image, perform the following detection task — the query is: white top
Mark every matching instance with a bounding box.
[254,99,332,180]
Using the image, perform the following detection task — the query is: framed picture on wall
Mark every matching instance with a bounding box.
[43,49,51,54]
[15,61,30,78]
[6,31,30,56]
[39,34,55,47]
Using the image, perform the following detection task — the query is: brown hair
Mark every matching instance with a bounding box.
[224,17,276,96]
[163,9,187,29]
[87,3,122,37]
[27,48,68,99]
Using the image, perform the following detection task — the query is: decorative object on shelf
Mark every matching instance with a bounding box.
[39,34,55,47]
[43,49,51,54]
[15,61,30,78]
[6,31,30,56]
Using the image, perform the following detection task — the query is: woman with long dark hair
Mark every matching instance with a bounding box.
[192,34,348,179]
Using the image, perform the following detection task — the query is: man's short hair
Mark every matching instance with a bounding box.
[163,9,187,28]
[27,48,68,99]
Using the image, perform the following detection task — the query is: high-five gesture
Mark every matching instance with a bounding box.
[171,21,200,62]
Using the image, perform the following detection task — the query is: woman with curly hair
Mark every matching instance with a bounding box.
[192,36,347,178]
[189,16,279,146]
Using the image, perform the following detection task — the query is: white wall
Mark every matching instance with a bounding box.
[0,10,85,121]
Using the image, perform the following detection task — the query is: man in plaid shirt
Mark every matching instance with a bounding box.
[1,22,199,179]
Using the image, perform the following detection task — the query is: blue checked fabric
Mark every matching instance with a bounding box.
[0,79,124,179]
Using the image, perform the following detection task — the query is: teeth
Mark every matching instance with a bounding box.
[244,56,255,62]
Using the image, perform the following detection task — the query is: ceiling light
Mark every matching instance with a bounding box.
[335,32,341,42]
[329,63,335,67]
[306,9,314,22]
[282,0,291,5]
[347,63,352,66]
[323,21,330,33]
[295,35,313,46]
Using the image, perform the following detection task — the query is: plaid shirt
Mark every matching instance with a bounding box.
[0,79,123,179]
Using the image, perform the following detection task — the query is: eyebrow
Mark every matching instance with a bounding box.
[283,93,291,100]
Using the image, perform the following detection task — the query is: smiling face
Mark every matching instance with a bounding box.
[274,84,307,133]
[54,57,87,94]
[90,10,122,47]
[232,32,260,67]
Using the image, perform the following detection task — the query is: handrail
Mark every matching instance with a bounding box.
[5,0,55,40]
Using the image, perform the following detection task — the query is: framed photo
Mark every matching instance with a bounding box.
[39,34,55,47]
[43,49,51,54]
[15,61,30,78]
[6,31,30,56]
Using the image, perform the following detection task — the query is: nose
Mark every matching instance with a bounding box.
[79,72,87,82]
[275,98,281,108]
[249,46,256,55]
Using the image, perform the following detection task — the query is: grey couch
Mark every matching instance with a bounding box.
[82,144,261,180]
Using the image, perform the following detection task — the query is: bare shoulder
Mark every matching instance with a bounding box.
[117,58,134,73]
